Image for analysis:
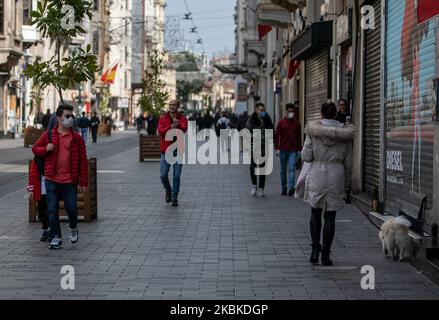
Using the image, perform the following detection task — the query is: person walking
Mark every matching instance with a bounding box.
[32,104,88,249]
[246,102,274,197]
[216,111,231,153]
[237,110,249,131]
[275,103,302,196]
[145,112,156,135]
[42,109,52,130]
[302,102,354,266]
[27,159,50,242]
[90,112,100,144]
[77,112,90,144]
[158,100,188,207]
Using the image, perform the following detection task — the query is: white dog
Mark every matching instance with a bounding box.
[379,216,412,262]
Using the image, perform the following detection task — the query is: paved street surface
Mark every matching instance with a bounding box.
[1,133,439,300]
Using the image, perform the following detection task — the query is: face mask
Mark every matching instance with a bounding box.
[259,111,267,118]
[62,117,74,128]
[288,112,295,119]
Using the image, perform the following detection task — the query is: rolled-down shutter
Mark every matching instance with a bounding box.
[363,0,381,195]
[305,50,329,125]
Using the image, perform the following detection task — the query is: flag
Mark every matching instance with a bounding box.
[417,0,439,23]
[288,60,300,79]
[101,64,118,85]
[258,24,272,41]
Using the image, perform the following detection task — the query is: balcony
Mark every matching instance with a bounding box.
[22,25,40,44]
[256,0,305,27]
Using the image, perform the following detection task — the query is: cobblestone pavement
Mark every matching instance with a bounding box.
[0,135,439,300]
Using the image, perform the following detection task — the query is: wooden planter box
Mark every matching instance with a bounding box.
[139,134,161,161]
[29,158,98,223]
[98,124,112,137]
[24,127,45,148]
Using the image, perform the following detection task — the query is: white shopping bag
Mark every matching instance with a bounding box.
[294,161,311,199]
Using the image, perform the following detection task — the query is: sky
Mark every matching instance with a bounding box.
[165,0,236,58]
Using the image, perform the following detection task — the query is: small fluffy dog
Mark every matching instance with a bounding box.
[379,216,412,262]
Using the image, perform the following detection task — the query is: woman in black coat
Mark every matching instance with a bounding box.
[245,102,274,197]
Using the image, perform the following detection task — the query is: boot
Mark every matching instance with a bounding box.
[321,250,333,266]
[310,245,321,265]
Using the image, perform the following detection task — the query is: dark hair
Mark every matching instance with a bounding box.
[56,104,73,117]
[255,102,265,109]
[321,102,337,119]
[285,103,295,111]
[82,112,86,116]
[339,99,348,105]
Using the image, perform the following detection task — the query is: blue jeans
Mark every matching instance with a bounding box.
[81,128,88,144]
[45,180,78,240]
[160,154,183,200]
[280,151,298,193]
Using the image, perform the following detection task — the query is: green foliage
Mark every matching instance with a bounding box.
[138,50,170,118]
[177,79,205,104]
[24,0,98,103]
[173,52,199,72]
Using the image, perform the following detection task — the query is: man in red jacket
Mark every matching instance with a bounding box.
[158,100,188,207]
[274,103,302,196]
[32,104,88,249]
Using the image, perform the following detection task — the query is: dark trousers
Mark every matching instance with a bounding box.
[45,180,78,239]
[250,158,266,189]
[37,195,49,230]
[310,207,336,252]
[91,127,98,143]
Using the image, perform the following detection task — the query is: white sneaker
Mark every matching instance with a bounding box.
[251,185,257,197]
[258,188,265,197]
[68,227,79,244]
[49,236,63,250]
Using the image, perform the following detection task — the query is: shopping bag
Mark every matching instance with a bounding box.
[294,161,311,199]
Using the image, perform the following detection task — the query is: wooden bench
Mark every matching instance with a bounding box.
[29,158,98,223]
[139,134,161,161]
[24,127,45,148]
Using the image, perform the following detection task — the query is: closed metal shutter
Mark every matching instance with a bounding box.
[363,0,381,195]
[385,0,436,219]
[305,50,329,125]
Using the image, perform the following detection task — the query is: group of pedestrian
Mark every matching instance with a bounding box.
[76,112,101,144]
[136,112,156,135]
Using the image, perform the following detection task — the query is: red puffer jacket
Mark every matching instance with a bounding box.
[158,112,188,154]
[27,160,42,201]
[32,126,88,187]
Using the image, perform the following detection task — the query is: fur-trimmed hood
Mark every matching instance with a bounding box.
[305,120,355,146]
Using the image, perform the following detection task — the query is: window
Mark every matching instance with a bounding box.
[0,1,4,34]
[94,0,99,11]
[23,0,32,26]
[93,30,100,56]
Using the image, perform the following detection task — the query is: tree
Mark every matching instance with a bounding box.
[177,79,205,104]
[24,0,98,104]
[138,50,170,119]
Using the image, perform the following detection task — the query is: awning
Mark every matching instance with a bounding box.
[256,0,306,27]
[214,64,248,75]
[290,21,333,60]
[271,0,306,12]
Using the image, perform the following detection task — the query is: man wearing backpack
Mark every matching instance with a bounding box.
[32,104,88,250]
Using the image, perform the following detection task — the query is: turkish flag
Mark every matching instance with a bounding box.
[417,0,439,23]
[288,60,300,79]
[258,24,272,41]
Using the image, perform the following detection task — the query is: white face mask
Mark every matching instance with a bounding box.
[62,117,74,128]
[288,112,295,119]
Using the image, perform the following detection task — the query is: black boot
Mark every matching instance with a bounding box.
[321,250,333,266]
[310,245,321,265]
[165,189,172,203]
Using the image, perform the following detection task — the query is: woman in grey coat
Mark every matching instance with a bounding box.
[302,102,355,266]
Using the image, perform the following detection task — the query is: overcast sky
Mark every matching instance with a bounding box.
[165,0,236,57]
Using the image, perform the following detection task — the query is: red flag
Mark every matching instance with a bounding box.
[258,24,272,41]
[288,60,300,79]
[417,0,439,23]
